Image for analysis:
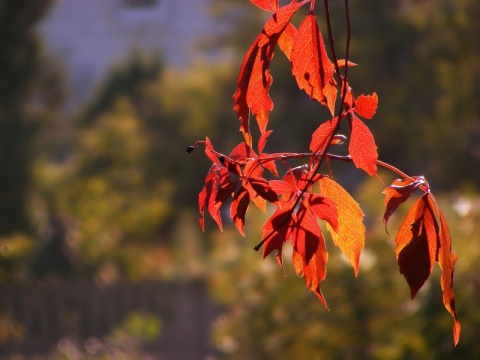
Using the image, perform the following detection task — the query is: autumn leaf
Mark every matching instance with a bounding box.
[262,206,295,266]
[383,176,425,231]
[291,12,335,114]
[395,194,438,299]
[231,188,250,236]
[250,0,278,12]
[292,244,329,309]
[354,92,378,119]
[349,114,378,176]
[310,117,339,155]
[336,59,357,68]
[198,165,222,231]
[278,23,297,60]
[229,141,257,163]
[234,1,307,146]
[394,192,460,344]
[258,152,278,176]
[429,195,461,345]
[318,176,365,276]
[204,137,222,166]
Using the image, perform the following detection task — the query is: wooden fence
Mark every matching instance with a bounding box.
[0,278,217,359]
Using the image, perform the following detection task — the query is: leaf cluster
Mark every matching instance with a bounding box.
[190,0,460,345]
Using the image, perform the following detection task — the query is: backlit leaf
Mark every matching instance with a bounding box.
[291,12,335,113]
[262,206,294,261]
[395,194,438,299]
[318,176,365,276]
[234,1,307,145]
[250,0,278,12]
[292,243,329,309]
[383,177,425,231]
[431,195,461,345]
[231,188,250,236]
[349,114,378,176]
[354,92,378,119]
[278,23,297,60]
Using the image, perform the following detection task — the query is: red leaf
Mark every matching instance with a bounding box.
[259,152,278,176]
[291,12,335,114]
[310,117,339,154]
[383,177,425,231]
[292,203,322,266]
[231,188,250,236]
[431,196,461,345]
[229,142,257,162]
[250,0,278,12]
[241,159,279,211]
[233,39,258,146]
[392,193,460,344]
[215,168,238,205]
[349,114,378,176]
[354,92,378,119]
[262,206,294,261]
[341,80,354,109]
[257,129,272,153]
[292,242,329,309]
[305,193,339,233]
[395,194,438,299]
[278,23,297,60]
[269,179,294,195]
[198,166,223,231]
[318,176,365,276]
[204,137,221,166]
[234,1,307,145]
[249,177,279,205]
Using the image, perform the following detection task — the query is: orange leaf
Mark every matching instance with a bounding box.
[336,59,357,68]
[395,194,438,299]
[234,1,307,145]
[278,23,297,60]
[292,245,329,309]
[354,92,378,119]
[291,12,335,114]
[318,176,365,276]
[323,80,338,116]
[250,0,278,12]
[382,176,425,231]
[233,40,258,146]
[309,117,339,154]
[431,195,461,345]
[349,114,378,176]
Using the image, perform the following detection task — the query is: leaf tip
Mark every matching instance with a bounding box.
[453,320,461,346]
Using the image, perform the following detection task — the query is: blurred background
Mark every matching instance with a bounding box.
[0,0,479,359]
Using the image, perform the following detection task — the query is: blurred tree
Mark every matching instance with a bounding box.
[34,55,240,280]
[349,0,480,189]
[0,0,58,235]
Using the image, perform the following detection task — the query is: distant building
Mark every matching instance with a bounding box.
[39,0,216,106]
